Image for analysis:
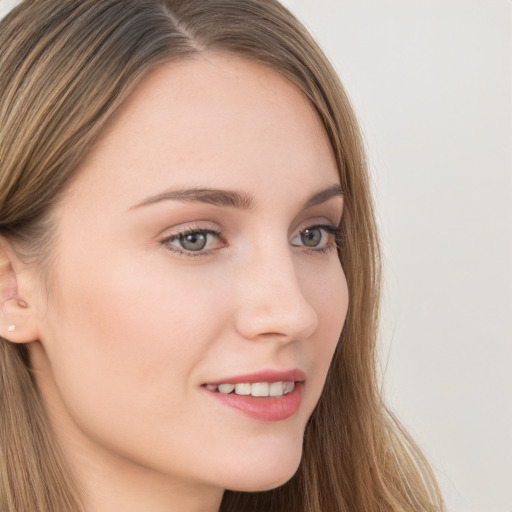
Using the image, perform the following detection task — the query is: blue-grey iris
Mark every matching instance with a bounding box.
[301,228,322,247]
[180,233,207,251]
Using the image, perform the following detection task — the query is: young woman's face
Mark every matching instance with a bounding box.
[29,54,348,505]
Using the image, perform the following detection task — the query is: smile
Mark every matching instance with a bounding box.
[203,370,305,422]
[206,381,295,397]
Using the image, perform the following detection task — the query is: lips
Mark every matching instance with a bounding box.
[203,369,305,422]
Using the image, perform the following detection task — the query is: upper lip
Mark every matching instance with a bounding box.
[205,369,306,386]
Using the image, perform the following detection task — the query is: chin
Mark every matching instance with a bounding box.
[220,445,303,493]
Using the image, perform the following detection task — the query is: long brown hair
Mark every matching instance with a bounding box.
[0,1,444,511]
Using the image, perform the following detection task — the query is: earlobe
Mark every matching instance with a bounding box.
[0,242,40,344]
[0,297,40,343]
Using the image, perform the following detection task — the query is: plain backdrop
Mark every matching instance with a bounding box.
[1,1,511,511]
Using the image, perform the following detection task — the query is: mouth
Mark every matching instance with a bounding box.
[202,369,305,422]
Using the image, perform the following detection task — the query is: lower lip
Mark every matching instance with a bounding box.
[205,383,303,422]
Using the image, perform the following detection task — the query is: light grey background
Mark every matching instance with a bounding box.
[1,1,511,511]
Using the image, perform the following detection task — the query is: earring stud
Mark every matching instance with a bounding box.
[8,325,15,332]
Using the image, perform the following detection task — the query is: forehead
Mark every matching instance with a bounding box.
[70,53,338,208]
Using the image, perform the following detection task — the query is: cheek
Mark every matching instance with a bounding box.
[309,258,348,342]
[37,255,232,470]
[41,252,222,431]
[49,258,221,379]
[299,259,348,407]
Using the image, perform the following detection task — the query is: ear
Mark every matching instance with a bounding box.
[0,238,40,343]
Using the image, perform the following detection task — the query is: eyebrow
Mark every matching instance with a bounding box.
[302,184,344,209]
[130,188,254,210]
[130,183,343,211]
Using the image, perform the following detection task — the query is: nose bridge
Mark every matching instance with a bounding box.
[234,239,319,342]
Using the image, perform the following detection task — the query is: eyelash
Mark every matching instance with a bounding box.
[160,223,342,258]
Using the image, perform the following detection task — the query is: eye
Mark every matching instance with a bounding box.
[161,228,225,256]
[291,224,340,251]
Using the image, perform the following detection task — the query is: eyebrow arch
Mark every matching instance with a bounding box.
[130,188,255,210]
[129,183,343,211]
[302,184,344,209]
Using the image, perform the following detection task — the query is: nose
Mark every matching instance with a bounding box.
[233,247,319,343]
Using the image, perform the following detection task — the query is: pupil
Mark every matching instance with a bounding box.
[301,228,322,247]
[180,233,207,251]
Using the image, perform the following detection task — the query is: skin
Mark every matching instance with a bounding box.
[9,54,348,511]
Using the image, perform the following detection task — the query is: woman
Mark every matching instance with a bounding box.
[0,1,445,511]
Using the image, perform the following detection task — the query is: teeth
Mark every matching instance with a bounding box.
[208,381,296,397]
[218,383,235,394]
[284,381,295,394]
[234,383,252,395]
[269,382,284,396]
[251,382,269,397]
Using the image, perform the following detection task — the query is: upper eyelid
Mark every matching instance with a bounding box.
[161,220,338,239]
[291,223,340,242]
[160,216,340,234]
[292,218,341,236]
[159,221,221,238]
[166,226,221,238]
